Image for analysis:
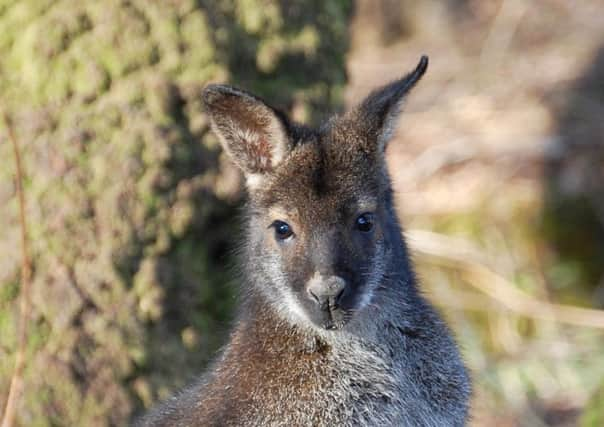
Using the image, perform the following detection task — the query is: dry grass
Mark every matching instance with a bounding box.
[1,113,32,427]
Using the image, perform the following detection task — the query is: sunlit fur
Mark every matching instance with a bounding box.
[139,56,471,427]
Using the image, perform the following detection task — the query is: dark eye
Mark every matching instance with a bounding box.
[272,220,294,240]
[355,213,374,232]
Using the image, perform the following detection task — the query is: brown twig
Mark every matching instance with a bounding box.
[1,113,32,427]
[406,229,604,329]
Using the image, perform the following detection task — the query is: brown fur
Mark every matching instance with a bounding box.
[139,56,471,427]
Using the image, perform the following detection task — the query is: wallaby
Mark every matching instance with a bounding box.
[139,56,471,427]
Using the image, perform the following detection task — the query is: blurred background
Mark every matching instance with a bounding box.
[1,0,603,425]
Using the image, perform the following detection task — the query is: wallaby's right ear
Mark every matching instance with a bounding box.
[203,85,292,183]
[344,56,428,157]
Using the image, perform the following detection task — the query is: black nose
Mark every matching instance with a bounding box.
[307,276,347,310]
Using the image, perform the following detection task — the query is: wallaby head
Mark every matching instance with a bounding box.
[203,56,428,332]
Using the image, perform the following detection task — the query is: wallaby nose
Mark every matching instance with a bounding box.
[306,275,347,310]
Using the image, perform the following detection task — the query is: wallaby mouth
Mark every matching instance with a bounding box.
[320,306,348,330]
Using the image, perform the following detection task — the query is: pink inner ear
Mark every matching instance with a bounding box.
[241,133,272,172]
[206,89,288,175]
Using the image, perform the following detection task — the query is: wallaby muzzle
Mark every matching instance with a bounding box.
[305,274,349,330]
[306,275,346,310]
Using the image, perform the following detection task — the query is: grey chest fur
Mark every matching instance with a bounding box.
[219,327,468,427]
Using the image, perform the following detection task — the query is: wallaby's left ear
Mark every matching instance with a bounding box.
[202,84,292,181]
[351,55,428,154]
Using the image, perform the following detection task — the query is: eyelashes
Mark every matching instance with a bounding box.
[271,220,294,241]
[355,213,374,232]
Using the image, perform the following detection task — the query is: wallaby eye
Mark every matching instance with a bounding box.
[272,220,294,240]
[355,213,374,232]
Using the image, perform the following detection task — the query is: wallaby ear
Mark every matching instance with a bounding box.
[203,84,292,181]
[350,55,428,154]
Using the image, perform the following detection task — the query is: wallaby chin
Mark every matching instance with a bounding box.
[140,56,472,427]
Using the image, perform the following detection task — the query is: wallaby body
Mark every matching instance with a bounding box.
[140,56,471,427]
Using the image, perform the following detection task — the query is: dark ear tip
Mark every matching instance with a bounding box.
[202,84,264,112]
[417,55,428,74]
[396,55,428,91]
[202,84,233,107]
[416,55,429,78]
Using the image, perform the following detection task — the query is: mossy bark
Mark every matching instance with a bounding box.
[0,1,352,424]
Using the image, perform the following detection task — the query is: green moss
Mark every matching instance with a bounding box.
[0,280,19,303]
[542,194,604,304]
[582,384,604,426]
